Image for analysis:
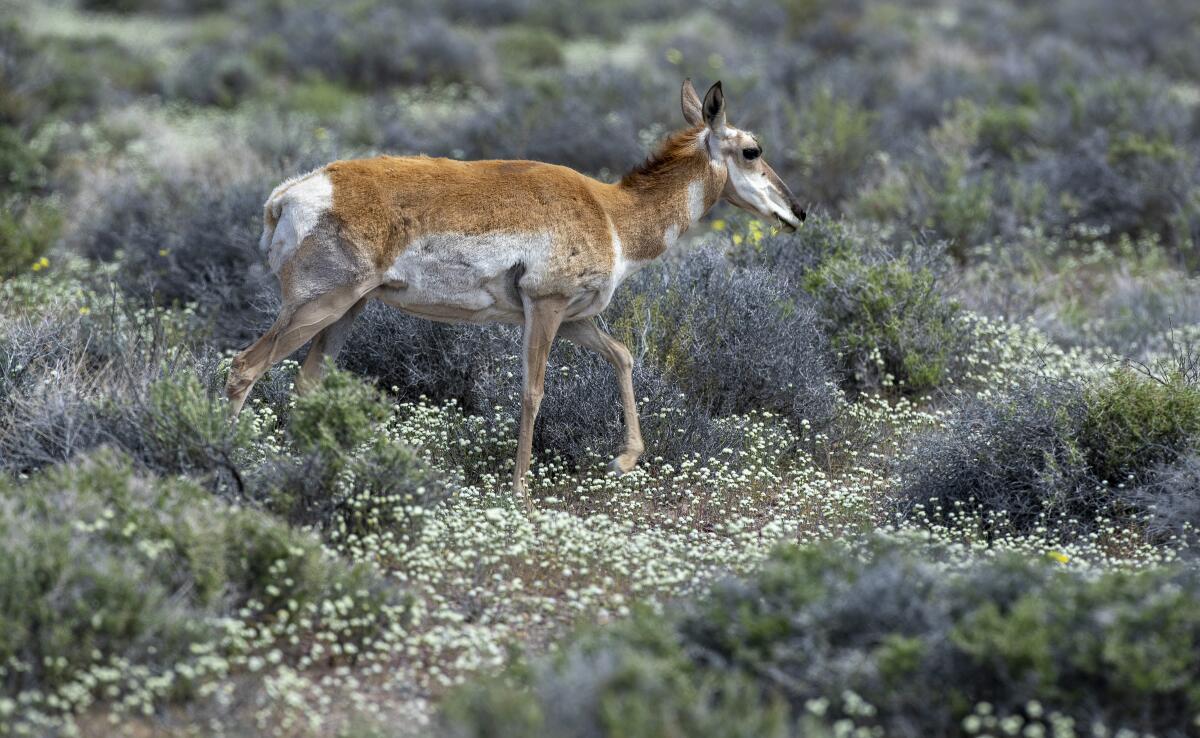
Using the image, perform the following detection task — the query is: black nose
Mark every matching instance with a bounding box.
[788,196,806,222]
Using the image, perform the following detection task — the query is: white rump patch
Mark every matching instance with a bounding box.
[262,170,332,274]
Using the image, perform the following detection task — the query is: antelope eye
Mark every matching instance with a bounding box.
[742,147,761,160]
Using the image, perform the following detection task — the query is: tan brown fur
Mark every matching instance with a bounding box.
[324,129,721,282]
[327,156,617,288]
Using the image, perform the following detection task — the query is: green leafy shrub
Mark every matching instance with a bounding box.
[32,36,162,119]
[168,42,268,108]
[111,365,260,490]
[976,103,1038,160]
[443,537,1200,738]
[0,195,60,277]
[801,245,966,394]
[263,366,448,551]
[0,125,59,276]
[1081,368,1200,485]
[288,365,390,456]
[0,125,45,195]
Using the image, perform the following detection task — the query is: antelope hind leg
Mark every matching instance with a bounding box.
[296,296,368,394]
[226,283,375,417]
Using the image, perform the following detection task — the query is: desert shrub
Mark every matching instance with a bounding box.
[494,25,564,76]
[344,304,742,467]
[236,0,482,91]
[784,87,877,207]
[684,537,1200,737]
[0,280,206,473]
[340,303,514,408]
[442,615,793,738]
[257,366,449,550]
[521,0,694,39]
[1132,454,1200,543]
[405,67,659,176]
[0,273,265,492]
[801,243,967,394]
[0,125,59,274]
[263,434,449,553]
[18,35,162,120]
[898,377,1092,535]
[854,101,996,257]
[900,365,1200,537]
[78,0,230,13]
[610,247,839,429]
[1080,367,1200,486]
[340,271,764,467]
[75,162,276,347]
[0,450,404,700]
[736,220,969,395]
[0,196,60,276]
[0,124,46,195]
[444,536,1200,738]
[288,365,390,455]
[105,364,260,490]
[168,40,268,108]
[974,102,1038,161]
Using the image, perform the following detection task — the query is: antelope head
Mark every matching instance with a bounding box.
[682,79,807,232]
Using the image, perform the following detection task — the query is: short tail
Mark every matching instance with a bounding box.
[257,167,329,274]
[259,188,287,254]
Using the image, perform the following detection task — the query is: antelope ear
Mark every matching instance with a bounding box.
[702,80,727,136]
[681,78,703,126]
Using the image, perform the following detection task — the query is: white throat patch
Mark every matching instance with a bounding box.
[687,179,706,223]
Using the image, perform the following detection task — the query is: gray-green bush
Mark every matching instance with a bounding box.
[0,451,405,699]
[443,536,1200,738]
[899,364,1200,538]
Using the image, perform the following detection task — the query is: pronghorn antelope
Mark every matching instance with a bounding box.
[227,80,806,512]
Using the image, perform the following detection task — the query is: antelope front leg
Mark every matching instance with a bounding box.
[513,295,569,513]
[559,319,644,474]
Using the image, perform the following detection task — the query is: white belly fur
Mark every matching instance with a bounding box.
[379,231,550,324]
[373,230,632,325]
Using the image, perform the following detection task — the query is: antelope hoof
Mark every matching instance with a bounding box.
[608,453,640,475]
[225,379,251,418]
